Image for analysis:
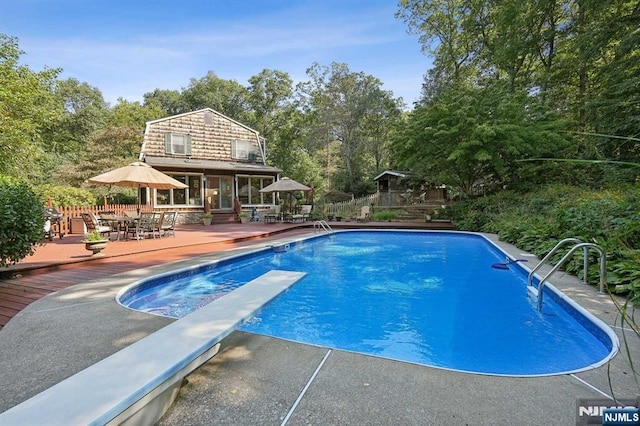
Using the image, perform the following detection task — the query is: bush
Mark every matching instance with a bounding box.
[448,183,640,303]
[0,176,45,267]
[33,184,96,206]
[371,210,398,221]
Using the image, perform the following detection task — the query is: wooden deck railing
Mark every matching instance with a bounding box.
[47,204,154,236]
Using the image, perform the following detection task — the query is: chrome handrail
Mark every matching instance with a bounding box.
[313,220,333,233]
[527,238,582,287]
[536,243,606,311]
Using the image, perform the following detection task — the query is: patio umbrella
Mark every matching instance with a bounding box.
[87,161,188,210]
[259,177,311,193]
[260,177,311,214]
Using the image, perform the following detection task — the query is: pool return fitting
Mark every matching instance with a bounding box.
[525,238,606,311]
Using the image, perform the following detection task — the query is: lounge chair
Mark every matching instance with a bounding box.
[300,205,312,221]
[81,212,112,238]
[288,205,312,223]
[355,206,370,222]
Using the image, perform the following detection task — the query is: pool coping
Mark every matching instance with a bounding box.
[0,231,638,424]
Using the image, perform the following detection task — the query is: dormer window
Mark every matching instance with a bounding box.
[231,140,254,160]
[164,133,192,156]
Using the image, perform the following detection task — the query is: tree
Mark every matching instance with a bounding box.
[108,98,165,129]
[143,89,184,115]
[56,126,142,187]
[297,62,401,195]
[246,69,294,140]
[396,0,479,82]
[394,81,566,196]
[0,34,61,180]
[180,71,249,121]
[45,77,109,156]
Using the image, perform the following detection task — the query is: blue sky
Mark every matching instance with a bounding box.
[4,0,431,108]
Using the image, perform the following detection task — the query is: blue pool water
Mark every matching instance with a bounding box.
[118,230,617,376]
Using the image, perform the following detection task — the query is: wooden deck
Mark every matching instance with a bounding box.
[0,220,456,329]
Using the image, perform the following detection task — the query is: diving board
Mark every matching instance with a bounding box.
[0,270,306,426]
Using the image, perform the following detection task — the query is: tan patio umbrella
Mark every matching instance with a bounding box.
[260,177,311,214]
[259,177,311,193]
[87,161,188,211]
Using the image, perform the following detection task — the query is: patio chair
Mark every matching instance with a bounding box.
[264,205,281,224]
[355,206,370,222]
[157,211,178,238]
[81,212,112,238]
[127,212,160,240]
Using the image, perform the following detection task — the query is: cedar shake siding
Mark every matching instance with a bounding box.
[141,109,264,162]
[138,108,281,223]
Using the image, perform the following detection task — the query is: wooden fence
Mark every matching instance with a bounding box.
[323,190,448,217]
[323,194,379,216]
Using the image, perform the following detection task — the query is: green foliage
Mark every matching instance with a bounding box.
[33,184,96,207]
[393,80,567,196]
[181,71,250,122]
[44,77,108,157]
[371,210,398,221]
[0,34,62,180]
[298,62,403,196]
[449,184,640,302]
[82,231,106,242]
[0,176,45,267]
[323,190,352,203]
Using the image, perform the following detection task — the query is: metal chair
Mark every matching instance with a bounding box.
[127,212,160,240]
[158,211,178,238]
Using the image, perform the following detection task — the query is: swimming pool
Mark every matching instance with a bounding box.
[118,230,618,376]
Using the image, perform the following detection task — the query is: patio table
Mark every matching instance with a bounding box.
[99,215,139,241]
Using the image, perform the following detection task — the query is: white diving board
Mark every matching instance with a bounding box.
[0,270,306,426]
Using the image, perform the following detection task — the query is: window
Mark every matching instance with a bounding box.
[237,175,274,205]
[231,140,254,160]
[154,174,202,206]
[164,133,192,156]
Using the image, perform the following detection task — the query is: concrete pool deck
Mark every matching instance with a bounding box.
[0,231,638,425]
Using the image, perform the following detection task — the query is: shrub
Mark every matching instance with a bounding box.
[33,184,95,206]
[0,176,45,267]
[371,210,398,221]
[82,231,107,242]
[448,183,640,303]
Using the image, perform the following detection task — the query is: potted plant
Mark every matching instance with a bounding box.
[82,231,109,257]
[202,213,213,226]
[239,211,250,224]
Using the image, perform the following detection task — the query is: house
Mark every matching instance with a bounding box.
[138,108,281,223]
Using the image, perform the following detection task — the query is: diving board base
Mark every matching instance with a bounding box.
[0,269,306,426]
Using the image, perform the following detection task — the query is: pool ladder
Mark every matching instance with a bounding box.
[313,220,334,233]
[527,238,606,311]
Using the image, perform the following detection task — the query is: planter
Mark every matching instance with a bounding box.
[83,240,108,257]
[240,216,249,224]
[202,217,212,226]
